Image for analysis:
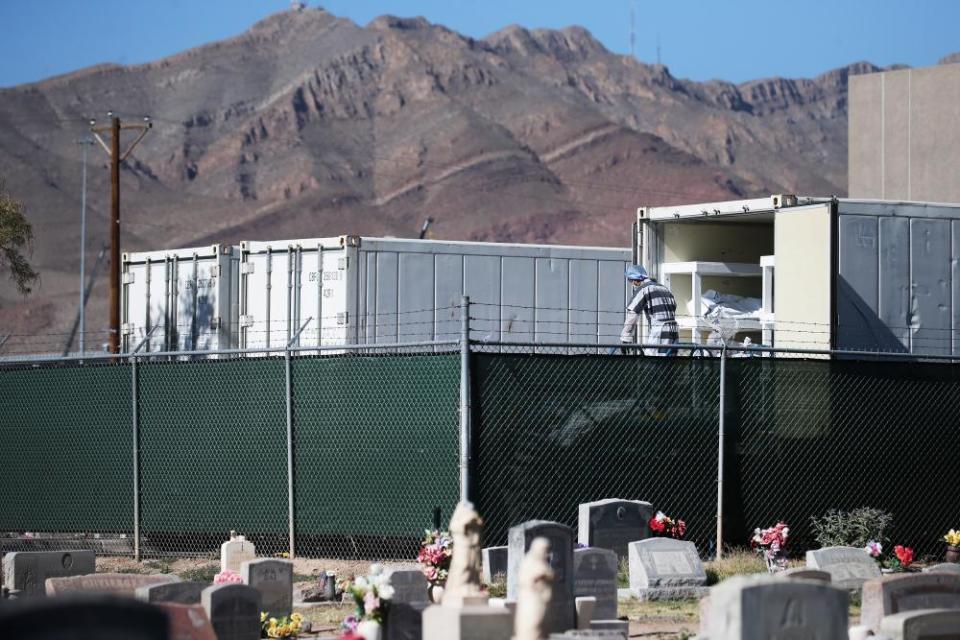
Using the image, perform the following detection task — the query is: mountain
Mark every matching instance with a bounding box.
[0,8,885,347]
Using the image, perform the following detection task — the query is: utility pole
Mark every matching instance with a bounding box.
[76,137,94,355]
[90,113,152,354]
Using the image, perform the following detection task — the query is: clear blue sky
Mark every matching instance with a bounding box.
[0,1,957,88]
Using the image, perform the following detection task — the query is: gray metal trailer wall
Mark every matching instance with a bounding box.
[836,200,960,355]
[849,63,960,203]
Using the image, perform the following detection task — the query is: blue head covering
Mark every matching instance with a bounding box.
[625,265,648,281]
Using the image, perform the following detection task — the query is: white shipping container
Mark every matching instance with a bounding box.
[121,245,240,354]
[238,236,633,350]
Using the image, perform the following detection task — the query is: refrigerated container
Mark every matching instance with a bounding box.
[121,245,240,354]
[636,195,960,355]
[237,236,633,350]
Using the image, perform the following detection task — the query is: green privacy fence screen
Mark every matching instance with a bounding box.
[0,362,132,534]
[1,348,958,559]
[471,352,721,550]
[292,353,461,557]
[0,350,460,558]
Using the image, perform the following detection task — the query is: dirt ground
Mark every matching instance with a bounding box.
[96,556,700,638]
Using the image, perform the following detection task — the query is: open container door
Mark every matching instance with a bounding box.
[774,202,834,352]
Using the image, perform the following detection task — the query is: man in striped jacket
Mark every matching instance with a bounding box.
[619,265,679,356]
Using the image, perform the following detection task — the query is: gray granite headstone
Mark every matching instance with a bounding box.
[779,568,832,582]
[0,594,170,639]
[627,538,708,601]
[241,558,292,618]
[386,570,429,604]
[706,575,849,639]
[806,546,881,590]
[861,573,960,632]
[45,572,180,596]
[202,583,261,640]
[925,563,960,575]
[508,520,575,633]
[385,570,430,640]
[879,607,960,639]
[589,619,629,638]
[1,550,95,597]
[577,499,653,561]
[573,548,618,620]
[136,581,208,604]
[482,546,508,584]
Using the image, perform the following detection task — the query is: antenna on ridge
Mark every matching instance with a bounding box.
[290,1,306,11]
[629,1,636,59]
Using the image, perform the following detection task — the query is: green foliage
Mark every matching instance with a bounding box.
[617,557,629,588]
[485,572,506,599]
[810,507,894,549]
[178,563,219,583]
[704,549,767,585]
[0,180,37,295]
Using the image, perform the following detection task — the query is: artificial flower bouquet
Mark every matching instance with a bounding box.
[417,529,453,586]
[649,511,686,539]
[339,564,394,640]
[751,522,789,572]
[260,612,303,639]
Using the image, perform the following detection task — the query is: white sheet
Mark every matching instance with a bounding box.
[686,289,762,320]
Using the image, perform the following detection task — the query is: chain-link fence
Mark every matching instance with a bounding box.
[0,344,461,560]
[1,331,958,561]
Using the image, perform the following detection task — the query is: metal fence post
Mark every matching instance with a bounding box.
[715,346,727,559]
[131,355,141,561]
[285,347,295,558]
[459,296,471,502]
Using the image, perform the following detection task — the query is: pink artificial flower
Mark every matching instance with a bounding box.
[364,590,380,615]
[213,570,243,585]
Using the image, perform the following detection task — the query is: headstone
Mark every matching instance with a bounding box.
[201,583,261,640]
[137,581,208,605]
[879,608,960,639]
[46,572,180,596]
[507,520,575,633]
[627,538,708,601]
[1,550,96,597]
[387,570,429,604]
[385,570,430,640]
[706,575,849,639]
[296,570,336,602]
[577,499,654,561]
[422,604,513,640]
[575,596,595,629]
[548,632,626,639]
[573,548,618,620]
[0,594,170,639]
[861,573,960,631]
[157,603,218,640]
[806,546,881,590]
[483,546,508,584]
[220,531,256,574]
[779,567,832,582]
[589,619,629,638]
[925,563,960,575]
[240,558,292,617]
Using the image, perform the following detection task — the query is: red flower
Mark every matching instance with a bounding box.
[894,545,914,567]
[649,517,665,533]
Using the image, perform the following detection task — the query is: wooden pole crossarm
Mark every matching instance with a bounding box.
[120,123,152,163]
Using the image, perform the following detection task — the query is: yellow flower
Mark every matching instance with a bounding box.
[945,529,960,546]
[260,612,268,623]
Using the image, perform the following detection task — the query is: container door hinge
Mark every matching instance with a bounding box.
[121,323,135,335]
[210,317,221,330]
[336,312,349,326]
[240,315,255,327]
[122,272,135,284]
[338,257,349,270]
[240,263,255,275]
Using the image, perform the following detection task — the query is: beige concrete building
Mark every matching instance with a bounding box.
[849,62,960,203]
